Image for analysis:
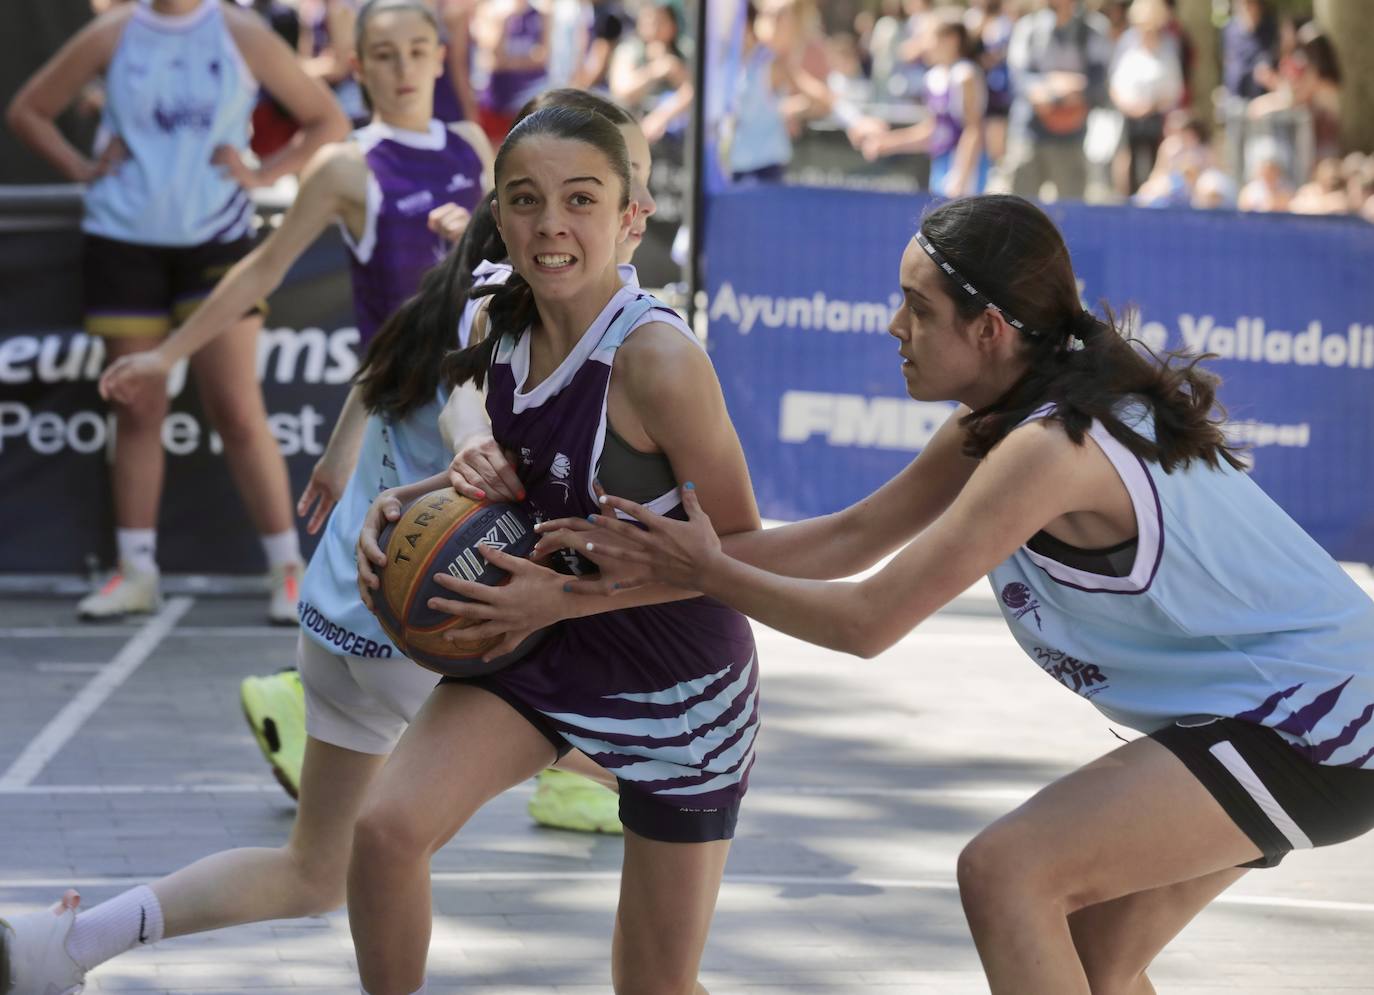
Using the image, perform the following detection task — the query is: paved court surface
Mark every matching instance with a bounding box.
[2,590,1373,995]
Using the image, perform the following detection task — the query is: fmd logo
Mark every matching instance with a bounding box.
[778,391,956,451]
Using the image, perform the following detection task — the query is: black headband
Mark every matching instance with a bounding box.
[915,231,1040,338]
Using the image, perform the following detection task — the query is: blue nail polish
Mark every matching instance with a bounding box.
[563,583,572,593]
[612,582,622,590]
[684,481,695,490]
[587,514,597,522]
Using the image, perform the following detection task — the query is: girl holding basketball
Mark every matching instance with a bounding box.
[0,3,486,992]
[348,105,760,995]
[0,84,670,995]
[537,194,1374,994]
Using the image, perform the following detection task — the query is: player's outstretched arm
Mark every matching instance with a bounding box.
[567,421,1092,658]
[541,404,980,584]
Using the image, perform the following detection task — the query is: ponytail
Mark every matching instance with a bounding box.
[355,196,505,418]
[919,196,1246,474]
[439,273,538,391]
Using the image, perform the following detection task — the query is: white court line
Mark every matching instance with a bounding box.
[3,870,1372,916]
[0,783,283,795]
[34,663,106,674]
[0,597,193,790]
[1,625,284,639]
[0,782,1034,801]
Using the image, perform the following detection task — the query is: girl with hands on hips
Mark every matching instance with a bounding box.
[7,0,349,622]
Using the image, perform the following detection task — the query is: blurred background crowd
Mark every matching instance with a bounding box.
[4,0,1373,228]
[734,0,1373,219]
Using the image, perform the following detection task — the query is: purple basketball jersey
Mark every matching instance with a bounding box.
[479,7,547,114]
[482,287,760,817]
[343,120,484,347]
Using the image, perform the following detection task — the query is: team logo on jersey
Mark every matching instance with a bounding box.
[447,173,476,193]
[152,99,215,135]
[1000,582,1043,630]
[1032,647,1110,698]
[396,190,435,216]
[520,447,533,467]
[550,452,573,502]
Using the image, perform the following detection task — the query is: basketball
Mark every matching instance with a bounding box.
[371,488,544,677]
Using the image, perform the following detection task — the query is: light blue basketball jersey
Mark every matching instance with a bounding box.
[83,1,258,246]
[989,402,1374,769]
[728,46,792,176]
[298,262,641,659]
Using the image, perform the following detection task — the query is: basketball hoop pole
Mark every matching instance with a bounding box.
[686,0,708,330]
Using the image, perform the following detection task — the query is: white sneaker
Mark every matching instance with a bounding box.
[0,900,86,995]
[76,563,161,620]
[266,561,303,626]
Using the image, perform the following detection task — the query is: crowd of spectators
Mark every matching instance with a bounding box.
[766,0,1372,221]
[48,0,1374,226]
[76,0,694,166]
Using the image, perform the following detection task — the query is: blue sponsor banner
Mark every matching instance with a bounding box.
[703,185,1374,562]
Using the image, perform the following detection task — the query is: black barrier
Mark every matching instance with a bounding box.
[0,187,355,575]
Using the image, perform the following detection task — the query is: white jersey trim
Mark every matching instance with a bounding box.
[354,118,447,152]
[1020,412,1164,594]
[588,296,700,514]
[504,283,641,413]
[338,171,383,264]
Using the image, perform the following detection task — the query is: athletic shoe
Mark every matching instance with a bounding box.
[266,561,302,626]
[528,769,623,835]
[0,898,86,995]
[240,669,306,801]
[76,562,160,620]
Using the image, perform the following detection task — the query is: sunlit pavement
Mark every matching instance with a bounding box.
[2,591,1372,994]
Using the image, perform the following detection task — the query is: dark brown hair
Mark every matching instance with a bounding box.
[919,195,1244,473]
[441,105,632,390]
[356,196,506,418]
[516,87,637,128]
[355,0,439,53]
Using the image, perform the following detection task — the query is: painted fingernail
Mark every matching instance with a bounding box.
[474,489,486,500]
[586,542,595,552]
[598,494,610,504]
[683,481,695,490]
[612,582,622,590]
[587,515,597,523]
[517,490,527,500]
[563,583,572,593]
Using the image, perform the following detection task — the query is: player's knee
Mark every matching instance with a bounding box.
[351,802,431,869]
[956,826,1031,922]
[284,851,349,916]
[113,391,169,428]
[205,400,265,450]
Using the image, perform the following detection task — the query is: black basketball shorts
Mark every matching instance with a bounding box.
[1152,715,1374,868]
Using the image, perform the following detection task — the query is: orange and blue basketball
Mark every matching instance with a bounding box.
[372,488,543,676]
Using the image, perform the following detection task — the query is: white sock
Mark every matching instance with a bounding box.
[260,528,301,569]
[115,529,157,575]
[360,987,425,995]
[65,885,165,970]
